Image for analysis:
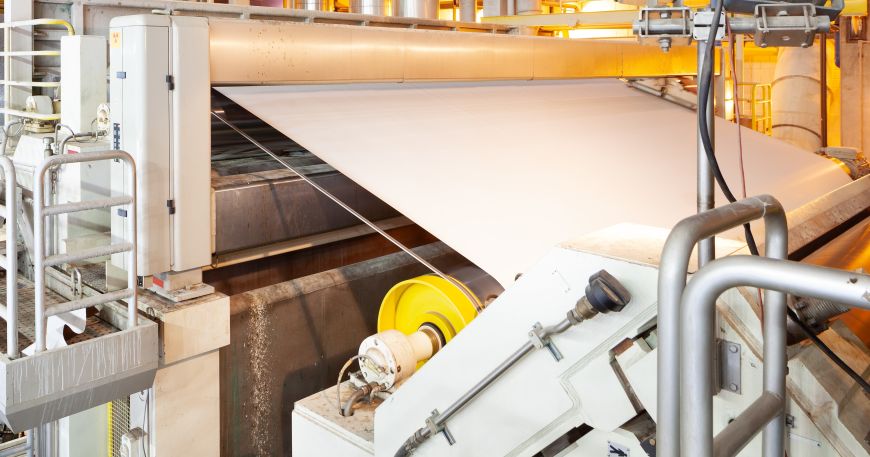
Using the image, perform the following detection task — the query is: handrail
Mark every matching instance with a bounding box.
[0,81,60,88]
[0,157,18,358]
[33,151,137,352]
[0,108,60,122]
[680,256,870,457]
[656,195,788,457]
[2,18,74,125]
[0,18,75,35]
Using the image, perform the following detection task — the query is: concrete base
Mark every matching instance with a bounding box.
[132,351,221,456]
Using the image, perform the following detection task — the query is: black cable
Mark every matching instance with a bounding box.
[697,3,869,395]
[787,308,870,394]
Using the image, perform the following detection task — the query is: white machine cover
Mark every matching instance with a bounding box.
[218,80,850,286]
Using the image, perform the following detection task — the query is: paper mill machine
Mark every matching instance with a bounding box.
[0,0,867,456]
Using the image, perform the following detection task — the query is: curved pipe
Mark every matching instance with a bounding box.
[57,133,95,156]
[680,256,870,457]
[341,387,370,417]
[657,195,787,457]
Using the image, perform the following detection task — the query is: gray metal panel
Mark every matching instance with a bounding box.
[0,320,158,431]
[212,170,399,254]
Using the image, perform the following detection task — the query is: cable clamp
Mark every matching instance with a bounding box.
[425,409,455,446]
[529,323,563,362]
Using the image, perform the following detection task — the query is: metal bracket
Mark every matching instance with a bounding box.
[425,409,455,446]
[693,10,726,41]
[717,339,742,394]
[529,322,564,361]
[633,7,692,52]
[754,3,821,48]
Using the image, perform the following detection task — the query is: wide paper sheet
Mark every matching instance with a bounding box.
[219,80,850,286]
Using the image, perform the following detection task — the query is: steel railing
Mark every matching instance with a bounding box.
[680,257,870,457]
[656,195,788,457]
[33,151,137,353]
[0,157,18,358]
[1,18,75,123]
[735,82,772,135]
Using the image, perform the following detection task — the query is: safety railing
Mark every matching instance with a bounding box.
[656,195,787,457]
[33,151,137,353]
[1,18,75,123]
[736,82,772,135]
[0,157,18,358]
[680,257,870,457]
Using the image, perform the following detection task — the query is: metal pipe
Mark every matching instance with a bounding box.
[57,132,95,156]
[459,0,476,22]
[398,317,574,455]
[46,289,134,317]
[438,341,535,423]
[680,256,870,457]
[43,196,132,217]
[657,195,787,457]
[341,383,380,417]
[713,391,783,457]
[819,33,828,148]
[0,157,18,358]
[44,242,133,267]
[697,35,716,270]
[436,320,573,411]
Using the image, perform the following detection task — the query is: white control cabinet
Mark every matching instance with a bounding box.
[109,15,211,277]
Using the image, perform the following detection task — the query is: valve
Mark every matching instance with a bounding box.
[571,270,632,322]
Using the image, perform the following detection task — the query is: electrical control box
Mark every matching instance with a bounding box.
[108,15,211,278]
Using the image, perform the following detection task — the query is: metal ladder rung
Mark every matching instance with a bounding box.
[0,80,60,88]
[46,289,134,318]
[44,242,132,268]
[0,50,59,57]
[44,196,132,216]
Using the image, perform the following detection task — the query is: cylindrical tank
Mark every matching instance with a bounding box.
[459,0,476,22]
[349,0,392,16]
[516,0,542,15]
[393,0,439,18]
[293,0,334,11]
[771,46,831,152]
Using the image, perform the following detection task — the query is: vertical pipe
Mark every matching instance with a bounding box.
[0,157,18,358]
[4,25,10,126]
[126,154,138,329]
[819,34,828,148]
[697,33,715,269]
[33,160,45,352]
[459,0,476,22]
[761,204,788,457]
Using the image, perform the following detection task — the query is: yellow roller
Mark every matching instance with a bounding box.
[377,275,481,346]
